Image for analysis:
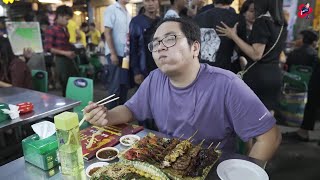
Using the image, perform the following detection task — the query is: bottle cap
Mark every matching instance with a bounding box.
[54,112,79,131]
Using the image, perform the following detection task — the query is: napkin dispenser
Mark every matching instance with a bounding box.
[0,103,9,122]
[22,134,59,170]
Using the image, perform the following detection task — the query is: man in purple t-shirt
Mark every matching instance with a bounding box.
[84,18,281,161]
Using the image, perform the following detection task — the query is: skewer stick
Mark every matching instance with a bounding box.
[178,134,184,140]
[214,142,221,151]
[208,142,214,149]
[187,129,198,141]
[199,139,205,146]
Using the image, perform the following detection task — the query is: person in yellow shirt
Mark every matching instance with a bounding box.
[79,22,89,47]
[67,19,79,44]
[89,23,101,46]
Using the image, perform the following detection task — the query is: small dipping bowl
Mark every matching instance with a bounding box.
[96,147,119,161]
[119,134,140,147]
[86,162,109,178]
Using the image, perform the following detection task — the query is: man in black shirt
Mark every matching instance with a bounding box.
[286,30,319,70]
[194,0,239,72]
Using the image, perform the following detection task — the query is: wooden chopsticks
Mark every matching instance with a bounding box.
[79,94,119,127]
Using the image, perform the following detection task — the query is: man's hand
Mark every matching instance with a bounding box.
[64,51,76,59]
[83,102,109,126]
[134,74,144,85]
[23,48,34,60]
[110,53,119,65]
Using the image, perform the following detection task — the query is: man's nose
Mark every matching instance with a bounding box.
[157,41,167,52]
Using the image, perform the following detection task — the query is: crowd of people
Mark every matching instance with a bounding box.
[0,0,319,161]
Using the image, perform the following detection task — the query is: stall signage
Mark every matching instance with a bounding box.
[297,2,313,19]
[2,0,14,4]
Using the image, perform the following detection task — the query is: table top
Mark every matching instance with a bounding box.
[0,87,81,131]
[0,129,266,180]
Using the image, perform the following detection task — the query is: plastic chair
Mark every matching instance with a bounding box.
[31,70,48,92]
[289,65,313,84]
[66,77,93,128]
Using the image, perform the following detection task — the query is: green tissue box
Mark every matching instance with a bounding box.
[0,103,9,122]
[22,134,59,170]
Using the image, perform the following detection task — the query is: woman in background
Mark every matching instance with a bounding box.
[217,0,287,115]
[0,37,32,89]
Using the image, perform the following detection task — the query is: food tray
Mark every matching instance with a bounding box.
[119,134,222,180]
[90,160,169,180]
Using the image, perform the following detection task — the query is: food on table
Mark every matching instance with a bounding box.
[171,139,205,171]
[97,149,118,159]
[121,136,139,145]
[90,161,169,180]
[122,133,221,179]
[89,167,101,176]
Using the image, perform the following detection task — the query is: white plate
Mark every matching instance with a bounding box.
[86,162,109,178]
[119,134,140,147]
[96,147,119,161]
[217,159,269,180]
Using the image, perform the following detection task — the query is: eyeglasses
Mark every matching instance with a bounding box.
[148,34,184,52]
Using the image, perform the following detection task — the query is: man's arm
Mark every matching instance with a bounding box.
[0,81,12,87]
[249,125,282,161]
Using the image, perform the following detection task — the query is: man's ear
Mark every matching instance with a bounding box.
[192,40,201,58]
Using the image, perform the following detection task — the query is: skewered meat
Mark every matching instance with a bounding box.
[189,149,219,177]
[172,154,191,170]
[163,140,192,167]
[163,138,180,156]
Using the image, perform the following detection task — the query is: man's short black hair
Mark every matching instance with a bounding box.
[55,5,73,18]
[81,22,88,28]
[302,30,319,45]
[89,22,95,27]
[214,0,234,5]
[170,0,175,5]
[153,17,201,47]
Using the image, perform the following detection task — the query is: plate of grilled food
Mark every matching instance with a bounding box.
[90,160,169,180]
[121,132,222,180]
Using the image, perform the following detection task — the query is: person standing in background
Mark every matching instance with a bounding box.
[194,0,239,72]
[45,5,79,96]
[164,0,187,18]
[216,0,288,115]
[89,23,101,47]
[129,0,160,86]
[104,0,131,109]
[67,19,79,44]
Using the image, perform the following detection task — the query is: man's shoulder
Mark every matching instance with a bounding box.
[131,14,145,24]
[201,63,237,81]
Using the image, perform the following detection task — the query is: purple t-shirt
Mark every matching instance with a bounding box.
[125,63,275,152]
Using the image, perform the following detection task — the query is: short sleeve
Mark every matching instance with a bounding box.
[249,18,271,45]
[225,78,276,142]
[124,75,153,121]
[104,6,115,29]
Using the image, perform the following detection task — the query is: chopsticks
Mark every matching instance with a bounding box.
[79,94,119,127]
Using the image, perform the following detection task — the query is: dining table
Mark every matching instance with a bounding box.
[0,87,81,132]
[0,128,267,180]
